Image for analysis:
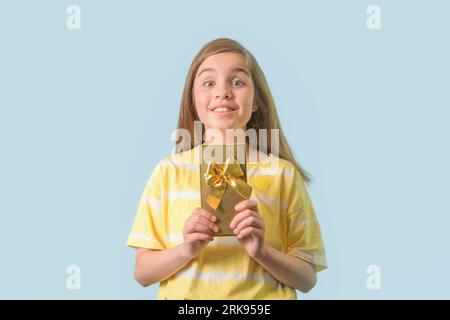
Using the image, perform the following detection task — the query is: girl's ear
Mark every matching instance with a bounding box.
[252,104,257,112]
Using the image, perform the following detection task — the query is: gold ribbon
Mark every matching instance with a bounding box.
[204,157,253,210]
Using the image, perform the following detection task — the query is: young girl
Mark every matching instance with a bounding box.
[127,38,327,300]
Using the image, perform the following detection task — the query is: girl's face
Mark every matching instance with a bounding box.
[193,52,256,135]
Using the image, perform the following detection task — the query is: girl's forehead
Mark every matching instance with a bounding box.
[200,52,247,67]
[197,52,249,73]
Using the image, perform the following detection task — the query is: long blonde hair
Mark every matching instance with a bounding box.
[176,38,312,184]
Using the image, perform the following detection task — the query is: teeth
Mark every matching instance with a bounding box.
[214,107,234,113]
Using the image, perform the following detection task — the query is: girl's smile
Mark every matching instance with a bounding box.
[209,103,238,115]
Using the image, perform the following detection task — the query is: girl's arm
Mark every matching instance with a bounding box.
[134,208,218,287]
[133,245,193,287]
[231,200,318,293]
[253,244,317,293]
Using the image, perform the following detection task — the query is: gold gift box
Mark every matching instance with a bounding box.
[199,143,252,236]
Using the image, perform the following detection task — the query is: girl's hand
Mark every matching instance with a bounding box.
[182,208,219,259]
[230,200,266,259]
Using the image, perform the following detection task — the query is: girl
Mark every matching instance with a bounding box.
[127,38,327,300]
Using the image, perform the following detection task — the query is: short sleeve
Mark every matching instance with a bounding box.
[284,167,327,272]
[126,163,166,250]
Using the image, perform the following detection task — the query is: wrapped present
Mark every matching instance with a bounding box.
[200,143,252,236]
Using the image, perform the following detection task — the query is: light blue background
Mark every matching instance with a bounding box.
[1,0,449,299]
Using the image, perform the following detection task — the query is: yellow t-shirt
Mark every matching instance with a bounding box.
[126,146,327,300]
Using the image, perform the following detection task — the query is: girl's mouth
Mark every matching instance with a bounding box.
[210,105,238,115]
[212,107,236,114]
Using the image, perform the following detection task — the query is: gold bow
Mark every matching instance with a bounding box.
[204,157,253,210]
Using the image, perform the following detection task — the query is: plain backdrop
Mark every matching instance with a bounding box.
[0,0,449,299]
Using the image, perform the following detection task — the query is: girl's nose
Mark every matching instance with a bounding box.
[214,84,232,99]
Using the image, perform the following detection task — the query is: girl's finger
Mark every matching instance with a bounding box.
[234,215,264,235]
[194,207,218,223]
[190,213,219,233]
[230,209,258,229]
[234,200,258,212]
[237,226,263,239]
[186,221,213,235]
[187,232,214,242]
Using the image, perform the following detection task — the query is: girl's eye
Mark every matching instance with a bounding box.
[202,81,214,87]
[232,80,244,86]
[201,80,244,87]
